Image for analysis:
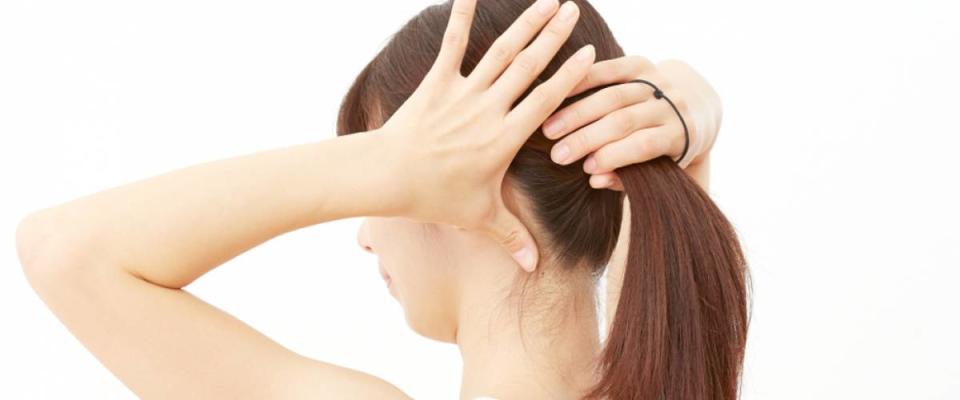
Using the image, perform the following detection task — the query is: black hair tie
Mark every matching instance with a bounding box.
[595,79,691,166]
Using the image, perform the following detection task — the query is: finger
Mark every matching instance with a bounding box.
[568,55,657,97]
[432,0,478,77]
[589,173,624,191]
[550,101,666,166]
[468,0,559,86]
[542,81,656,140]
[503,44,595,151]
[582,125,684,174]
[490,1,580,104]
[484,204,539,272]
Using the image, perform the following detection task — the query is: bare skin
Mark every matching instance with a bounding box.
[15,0,722,398]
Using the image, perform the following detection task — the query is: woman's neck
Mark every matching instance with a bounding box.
[455,275,602,400]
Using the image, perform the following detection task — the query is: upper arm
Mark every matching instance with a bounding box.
[17,217,411,400]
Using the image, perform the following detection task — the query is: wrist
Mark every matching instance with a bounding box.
[657,59,723,163]
[357,127,416,218]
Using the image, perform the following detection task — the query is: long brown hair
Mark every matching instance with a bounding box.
[336,1,749,398]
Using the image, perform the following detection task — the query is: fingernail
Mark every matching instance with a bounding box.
[558,2,577,21]
[543,117,565,137]
[551,144,571,164]
[535,0,556,16]
[576,44,595,61]
[583,156,597,173]
[512,247,533,271]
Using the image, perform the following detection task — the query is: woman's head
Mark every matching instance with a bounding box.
[346,0,623,341]
[341,1,749,398]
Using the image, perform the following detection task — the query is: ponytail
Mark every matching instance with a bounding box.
[586,156,749,400]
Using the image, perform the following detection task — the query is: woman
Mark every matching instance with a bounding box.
[16,0,744,399]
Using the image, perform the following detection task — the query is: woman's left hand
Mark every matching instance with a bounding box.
[377,0,594,272]
[541,57,724,190]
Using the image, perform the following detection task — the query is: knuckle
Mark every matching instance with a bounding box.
[612,111,633,132]
[522,14,541,31]
[451,5,471,17]
[574,129,592,151]
[643,84,659,98]
[628,56,654,73]
[566,106,584,126]
[642,133,667,155]
[592,151,608,171]
[580,71,595,90]
[491,44,513,62]
[627,104,650,125]
[514,52,540,75]
[612,85,631,107]
[545,19,566,37]
[527,87,553,110]
[558,64,584,85]
[422,66,444,84]
[501,119,524,141]
[479,93,501,111]
[444,31,463,47]
[561,56,582,76]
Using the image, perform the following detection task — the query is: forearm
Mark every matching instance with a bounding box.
[686,152,711,192]
[24,129,401,288]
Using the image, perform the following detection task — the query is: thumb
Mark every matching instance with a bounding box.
[485,205,539,273]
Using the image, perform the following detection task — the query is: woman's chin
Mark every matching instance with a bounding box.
[387,279,398,299]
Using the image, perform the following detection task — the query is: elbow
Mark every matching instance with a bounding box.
[16,210,89,289]
[16,212,52,279]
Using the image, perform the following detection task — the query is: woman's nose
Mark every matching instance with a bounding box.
[357,219,375,254]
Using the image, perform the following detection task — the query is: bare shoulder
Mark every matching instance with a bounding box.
[280,356,413,399]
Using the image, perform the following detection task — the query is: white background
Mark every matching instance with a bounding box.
[2,0,958,398]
